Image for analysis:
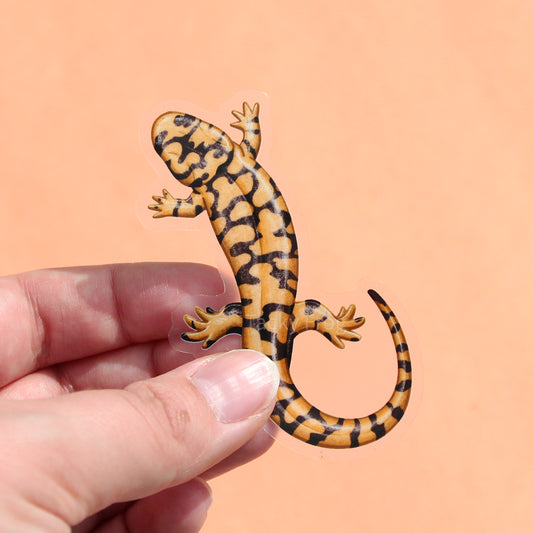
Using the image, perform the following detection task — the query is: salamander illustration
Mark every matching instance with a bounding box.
[148,102,411,448]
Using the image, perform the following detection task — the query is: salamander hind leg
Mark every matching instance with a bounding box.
[182,302,242,348]
[291,300,365,348]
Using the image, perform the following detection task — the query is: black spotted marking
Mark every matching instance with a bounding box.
[235,263,261,287]
[306,433,328,446]
[350,418,362,447]
[229,239,259,258]
[386,401,405,421]
[190,178,203,189]
[313,315,328,328]
[398,360,412,372]
[395,379,412,392]
[392,406,404,421]
[213,143,228,158]
[304,299,321,315]
[223,302,242,315]
[243,139,256,157]
[367,289,386,305]
[242,317,264,330]
[153,130,167,155]
[174,113,195,127]
[262,302,293,318]
[369,413,386,439]
[396,342,409,353]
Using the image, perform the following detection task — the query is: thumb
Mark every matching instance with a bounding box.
[0,349,279,527]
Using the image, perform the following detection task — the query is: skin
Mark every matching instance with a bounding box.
[0,262,279,532]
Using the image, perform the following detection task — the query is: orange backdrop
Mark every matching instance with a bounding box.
[1,1,531,531]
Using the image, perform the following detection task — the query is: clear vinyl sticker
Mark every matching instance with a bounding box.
[138,93,418,460]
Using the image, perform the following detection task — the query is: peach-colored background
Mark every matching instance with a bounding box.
[1,1,531,531]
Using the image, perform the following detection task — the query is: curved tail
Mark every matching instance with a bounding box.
[271,289,412,448]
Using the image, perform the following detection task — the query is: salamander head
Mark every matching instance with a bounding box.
[151,112,233,187]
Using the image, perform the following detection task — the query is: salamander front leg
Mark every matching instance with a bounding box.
[291,300,365,348]
[182,303,243,348]
[149,189,205,218]
[231,102,261,158]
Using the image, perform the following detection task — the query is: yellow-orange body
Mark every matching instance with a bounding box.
[149,103,411,448]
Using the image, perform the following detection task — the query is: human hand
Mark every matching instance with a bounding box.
[0,263,279,532]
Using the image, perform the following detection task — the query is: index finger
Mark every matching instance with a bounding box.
[0,262,229,387]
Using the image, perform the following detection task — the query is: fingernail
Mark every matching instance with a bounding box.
[191,477,213,509]
[190,350,279,423]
